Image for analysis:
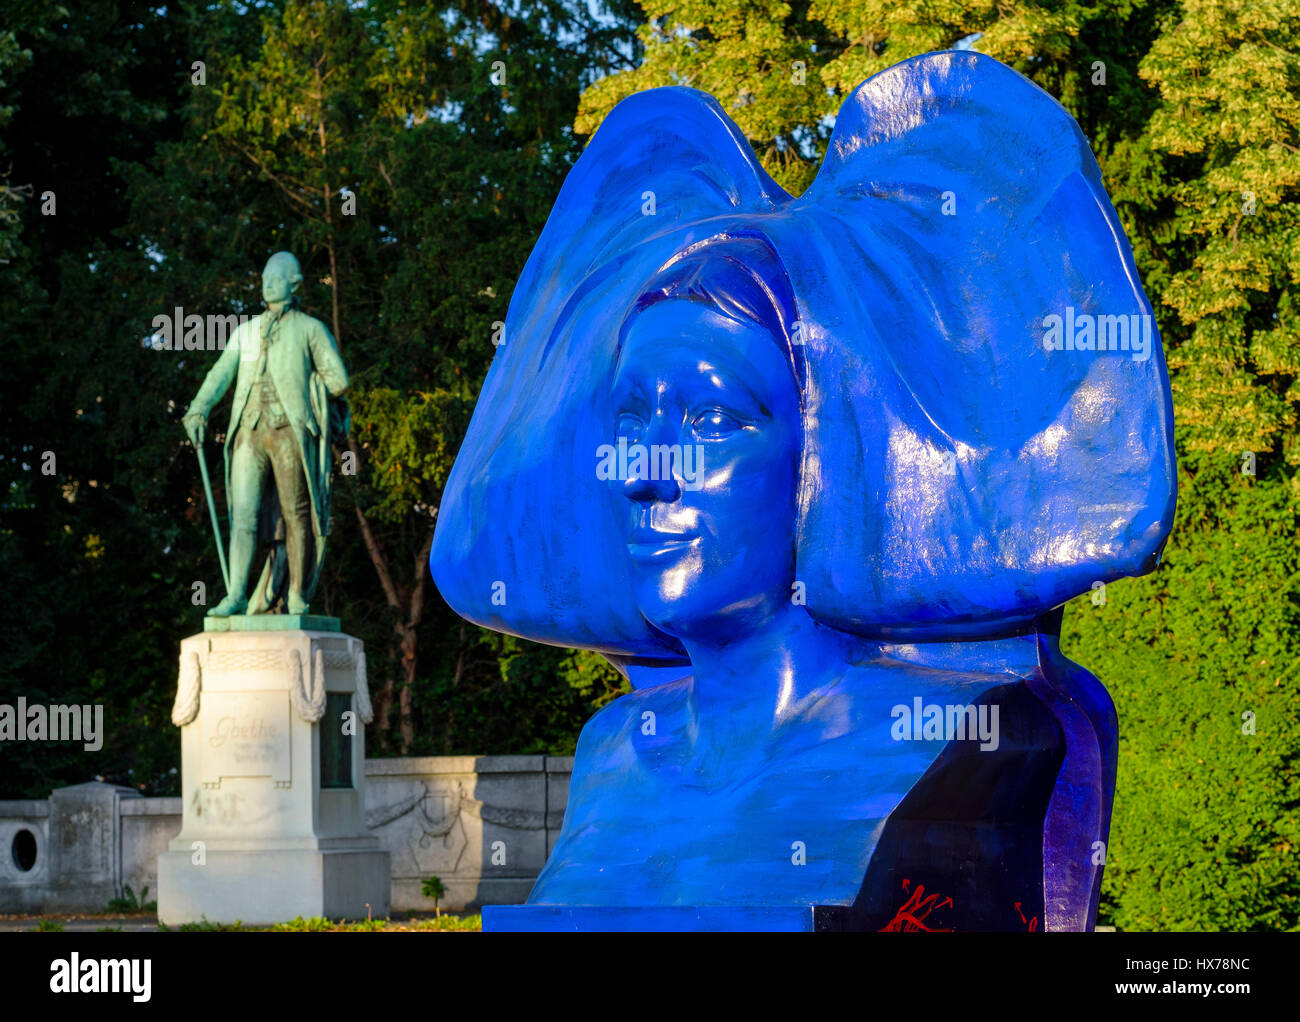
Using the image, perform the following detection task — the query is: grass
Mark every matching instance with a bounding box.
[157,912,482,932]
[397,914,481,932]
[157,916,244,932]
[268,913,481,932]
[18,911,482,932]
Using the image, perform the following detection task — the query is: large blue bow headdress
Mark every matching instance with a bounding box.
[432,51,1177,654]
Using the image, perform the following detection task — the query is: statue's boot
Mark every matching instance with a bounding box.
[209,528,255,617]
[209,592,248,616]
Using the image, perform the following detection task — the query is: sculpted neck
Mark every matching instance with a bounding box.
[877,611,1062,676]
[679,603,875,736]
[670,606,1060,756]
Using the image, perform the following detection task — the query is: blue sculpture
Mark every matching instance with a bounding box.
[431,51,1176,932]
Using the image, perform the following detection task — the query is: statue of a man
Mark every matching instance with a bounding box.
[182,251,349,617]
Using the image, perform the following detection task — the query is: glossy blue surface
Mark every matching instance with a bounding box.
[432,51,1175,931]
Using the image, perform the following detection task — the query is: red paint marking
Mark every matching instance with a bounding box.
[879,877,954,932]
[1013,901,1040,932]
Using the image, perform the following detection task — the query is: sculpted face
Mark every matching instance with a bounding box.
[261,256,297,305]
[609,299,802,642]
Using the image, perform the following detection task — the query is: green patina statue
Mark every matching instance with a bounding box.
[182,251,349,617]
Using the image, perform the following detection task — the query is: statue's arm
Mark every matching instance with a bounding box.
[309,320,349,397]
[185,326,242,418]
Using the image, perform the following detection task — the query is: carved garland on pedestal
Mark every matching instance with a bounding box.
[289,647,327,722]
[171,638,375,727]
[171,650,202,726]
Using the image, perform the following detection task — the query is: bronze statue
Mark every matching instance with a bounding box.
[183,251,349,616]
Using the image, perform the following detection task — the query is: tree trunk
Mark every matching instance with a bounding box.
[399,622,416,753]
[347,461,434,754]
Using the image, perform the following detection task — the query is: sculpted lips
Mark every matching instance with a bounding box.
[626,529,699,560]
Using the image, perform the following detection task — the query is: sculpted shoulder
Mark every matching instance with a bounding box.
[573,675,692,761]
[288,307,331,338]
[232,316,260,354]
[777,654,1041,751]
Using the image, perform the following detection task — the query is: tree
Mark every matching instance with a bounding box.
[1068,0,1300,931]
[421,874,446,915]
[0,0,638,795]
[0,0,245,798]
[1137,0,1300,472]
[107,0,641,755]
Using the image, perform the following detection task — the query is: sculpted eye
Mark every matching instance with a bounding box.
[615,412,644,441]
[691,409,745,440]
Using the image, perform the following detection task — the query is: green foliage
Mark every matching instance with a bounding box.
[576,0,1151,195]
[577,0,839,193]
[1138,0,1300,474]
[106,884,157,914]
[153,914,484,932]
[271,915,335,931]
[268,916,393,931]
[0,0,644,790]
[348,387,472,525]
[405,913,481,931]
[421,874,446,915]
[1065,461,1300,931]
[0,0,227,799]
[34,918,63,932]
[417,631,629,755]
[1075,0,1298,932]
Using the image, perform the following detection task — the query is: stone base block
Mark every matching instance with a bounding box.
[203,614,340,633]
[158,847,390,926]
[483,905,859,932]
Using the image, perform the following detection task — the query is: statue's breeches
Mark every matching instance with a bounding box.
[229,424,311,535]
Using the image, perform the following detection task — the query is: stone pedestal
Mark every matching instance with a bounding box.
[46,782,140,912]
[157,619,389,925]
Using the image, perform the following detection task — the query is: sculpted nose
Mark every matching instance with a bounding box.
[624,468,679,505]
[616,403,682,504]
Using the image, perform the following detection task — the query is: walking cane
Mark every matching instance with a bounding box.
[193,429,231,594]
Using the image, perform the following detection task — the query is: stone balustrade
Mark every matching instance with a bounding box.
[0,754,573,916]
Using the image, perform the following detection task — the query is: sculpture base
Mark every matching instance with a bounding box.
[204,614,340,633]
[157,847,389,926]
[482,905,861,932]
[158,626,387,925]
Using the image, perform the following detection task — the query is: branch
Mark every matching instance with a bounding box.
[232,142,323,219]
[345,436,403,612]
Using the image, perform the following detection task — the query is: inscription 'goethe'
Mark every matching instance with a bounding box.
[210,715,279,746]
[201,691,291,789]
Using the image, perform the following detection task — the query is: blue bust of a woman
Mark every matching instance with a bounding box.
[431,51,1176,932]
